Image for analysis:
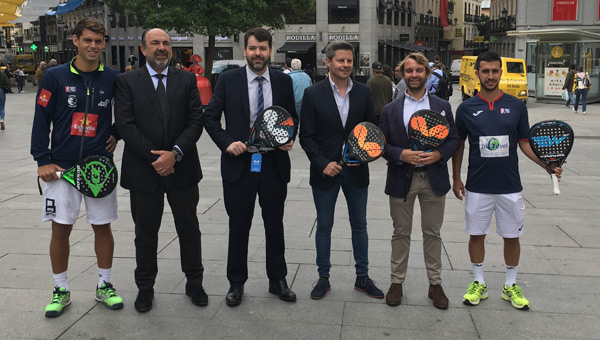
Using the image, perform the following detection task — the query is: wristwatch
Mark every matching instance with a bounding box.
[171,148,183,162]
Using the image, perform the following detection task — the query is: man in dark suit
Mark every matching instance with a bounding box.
[115,28,207,312]
[203,27,297,307]
[379,52,460,309]
[299,41,383,300]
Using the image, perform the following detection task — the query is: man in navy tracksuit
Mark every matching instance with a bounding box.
[30,17,123,318]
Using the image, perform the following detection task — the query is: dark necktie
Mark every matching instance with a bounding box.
[256,76,264,114]
[155,74,167,118]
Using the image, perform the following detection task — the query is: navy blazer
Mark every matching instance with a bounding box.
[299,78,376,190]
[115,66,204,192]
[203,67,298,184]
[379,93,460,198]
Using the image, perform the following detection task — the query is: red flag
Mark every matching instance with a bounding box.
[441,0,449,27]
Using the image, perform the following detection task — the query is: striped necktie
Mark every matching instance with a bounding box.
[256,75,264,114]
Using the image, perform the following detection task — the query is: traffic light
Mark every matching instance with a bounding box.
[19,46,23,52]
[30,43,37,51]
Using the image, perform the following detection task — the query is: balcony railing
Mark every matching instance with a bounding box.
[417,14,440,27]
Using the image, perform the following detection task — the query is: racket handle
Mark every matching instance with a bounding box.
[551,174,560,195]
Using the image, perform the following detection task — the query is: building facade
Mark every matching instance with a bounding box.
[508,0,600,100]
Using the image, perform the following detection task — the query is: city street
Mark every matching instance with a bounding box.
[0,83,599,340]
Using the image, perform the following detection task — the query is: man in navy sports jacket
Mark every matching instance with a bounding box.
[379,52,459,309]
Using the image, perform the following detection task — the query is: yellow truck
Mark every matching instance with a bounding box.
[459,56,528,102]
[13,54,36,75]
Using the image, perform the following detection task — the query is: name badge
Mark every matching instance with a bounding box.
[250,153,262,172]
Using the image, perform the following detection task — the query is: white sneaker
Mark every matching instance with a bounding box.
[582,111,586,115]
[19,91,24,93]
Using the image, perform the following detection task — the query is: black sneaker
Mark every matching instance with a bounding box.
[310,277,331,300]
[354,275,384,299]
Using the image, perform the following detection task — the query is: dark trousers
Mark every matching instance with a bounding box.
[130,177,204,290]
[223,152,288,285]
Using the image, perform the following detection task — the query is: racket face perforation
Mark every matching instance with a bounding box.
[344,122,386,163]
[529,120,574,165]
[249,106,296,148]
[408,110,450,149]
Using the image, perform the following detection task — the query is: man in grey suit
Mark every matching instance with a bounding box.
[115,28,206,312]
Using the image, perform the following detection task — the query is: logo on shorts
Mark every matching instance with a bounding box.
[45,198,56,216]
[518,225,523,231]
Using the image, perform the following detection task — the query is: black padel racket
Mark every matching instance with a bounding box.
[529,120,574,195]
[338,122,386,165]
[58,155,118,198]
[246,105,295,149]
[406,109,450,177]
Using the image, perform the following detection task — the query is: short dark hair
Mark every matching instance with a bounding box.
[475,51,502,71]
[578,66,584,72]
[325,41,354,60]
[570,64,576,70]
[244,27,272,49]
[285,58,292,67]
[74,17,106,38]
[140,28,170,47]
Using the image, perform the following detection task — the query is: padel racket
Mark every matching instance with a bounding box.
[406,109,450,177]
[529,120,574,195]
[338,122,386,165]
[246,105,295,149]
[37,155,118,198]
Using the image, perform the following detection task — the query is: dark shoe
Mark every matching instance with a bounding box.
[385,283,403,306]
[310,277,331,300]
[134,289,154,313]
[355,275,384,299]
[428,284,449,309]
[268,279,296,302]
[225,285,243,306]
[185,284,208,306]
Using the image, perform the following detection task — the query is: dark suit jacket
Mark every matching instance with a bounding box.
[379,93,460,198]
[203,67,298,184]
[115,66,203,192]
[299,78,376,190]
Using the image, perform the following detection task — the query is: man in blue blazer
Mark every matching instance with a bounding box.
[379,53,460,309]
[300,41,383,300]
[203,28,298,307]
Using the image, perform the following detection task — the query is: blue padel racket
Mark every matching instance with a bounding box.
[529,120,574,195]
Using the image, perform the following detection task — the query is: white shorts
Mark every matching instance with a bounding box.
[42,179,118,225]
[464,190,525,238]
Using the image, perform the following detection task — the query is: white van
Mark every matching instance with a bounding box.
[450,59,462,82]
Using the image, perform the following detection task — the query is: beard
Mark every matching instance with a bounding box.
[246,55,269,73]
[407,76,427,91]
[480,79,500,92]
[148,52,171,71]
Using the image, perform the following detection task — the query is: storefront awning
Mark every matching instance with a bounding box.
[277,42,316,54]
[46,0,83,16]
[507,28,600,41]
[321,41,359,53]
[386,41,435,52]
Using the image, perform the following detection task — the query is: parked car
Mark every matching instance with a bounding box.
[210,60,246,90]
[450,59,462,82]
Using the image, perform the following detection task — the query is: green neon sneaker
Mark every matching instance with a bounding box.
[95,282,124,310]
[45,287,71,318]
[502,283,530,310]
[463,281,488,306]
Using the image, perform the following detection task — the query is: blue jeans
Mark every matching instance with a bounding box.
[0,89,5,120]
[312,168,369,278]
[574,88,588,112]
[566,91,574,106]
